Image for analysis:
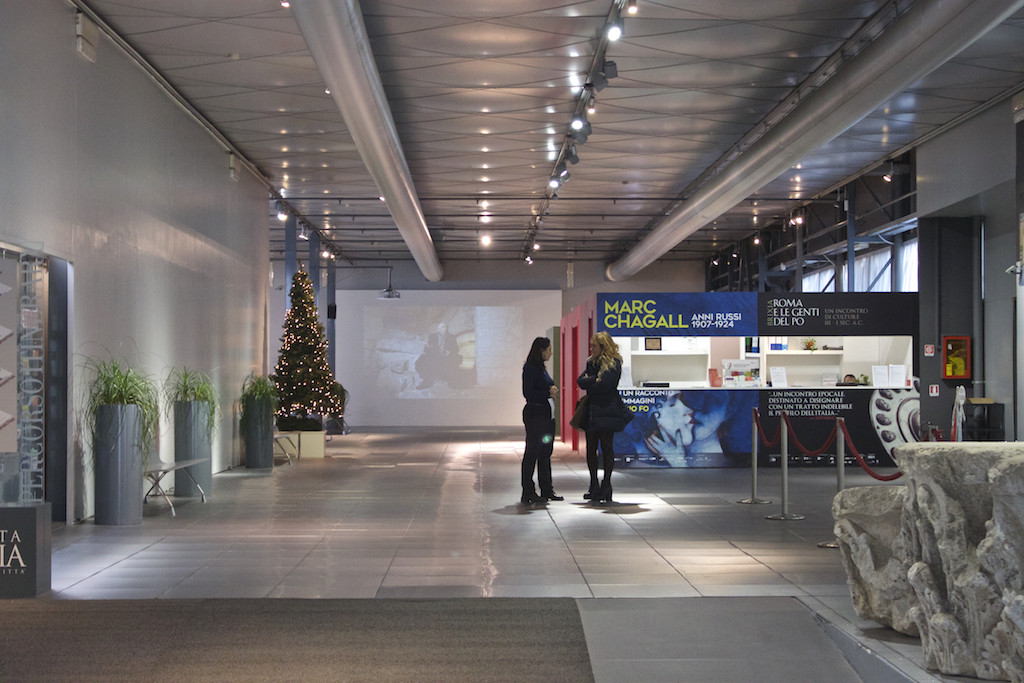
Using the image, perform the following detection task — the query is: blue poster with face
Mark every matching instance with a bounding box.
[614,389,759,467]
[597,292,757,337]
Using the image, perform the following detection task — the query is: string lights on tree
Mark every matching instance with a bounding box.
[272,269,347,430]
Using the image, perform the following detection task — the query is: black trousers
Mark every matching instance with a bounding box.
[522,404,555,495]
[585,430,615,491]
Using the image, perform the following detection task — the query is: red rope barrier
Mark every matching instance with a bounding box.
[752,408,781,448]
[781,413,837,458]
[837,419,904,481]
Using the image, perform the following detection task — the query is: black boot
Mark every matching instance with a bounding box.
[595,481,613,504]
[521,491,542,504]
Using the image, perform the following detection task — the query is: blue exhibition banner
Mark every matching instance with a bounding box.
[597,292,757,336]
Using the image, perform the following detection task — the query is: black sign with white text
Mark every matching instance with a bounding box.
[758,292,918,336]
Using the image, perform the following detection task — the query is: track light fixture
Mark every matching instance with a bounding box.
[712,255,720,266]
[882,162,894,183]
[525,256,534,265]
[548,176,562,189]
[626,0,638,15]
[731,248,739,259]
[298,224,309,240]
[569,121,592,144]
[606,19,623,41]
[565,143,579,165]
[587,96,596,115]
[571,111,588,131]
[276,201,288,221]
[603,60,618,79]
[753,233,761,245]
[590,72,609,93]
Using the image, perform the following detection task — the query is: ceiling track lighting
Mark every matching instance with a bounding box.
[606,18,623,41]
[626,0,638,15]
[882,161,894,183]
[571,111,588,131]
[565,143,579,165]
[276,200,288,222]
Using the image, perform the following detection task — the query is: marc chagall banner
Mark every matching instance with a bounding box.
[597,292,757,337]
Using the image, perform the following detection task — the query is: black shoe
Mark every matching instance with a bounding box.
[542,492,564,501]
[595,482,613,503]
[583,485,598,500]
[521,493,542,504]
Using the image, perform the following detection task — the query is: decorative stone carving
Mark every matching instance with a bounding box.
[832,485,917,635]
[898,443,1024,681]
[834,443,1024,681]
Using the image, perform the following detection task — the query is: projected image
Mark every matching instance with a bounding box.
[365,305,523,399]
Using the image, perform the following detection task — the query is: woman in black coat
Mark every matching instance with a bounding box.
[521,337,561,504]
[577,331,624,503]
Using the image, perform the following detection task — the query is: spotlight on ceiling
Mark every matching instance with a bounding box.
[606,19,623,41]
[712,255,720,266]
[731,249,739,259]
[882,162,894,183]
[626,0,638,15]
[480,234,492,247]
[603,60,618,79]
[298,225,309,240]
[533,242,541,251]
[377,268,400,300]
[565,144,579,165]
[525,256,534,265]
[569,121,592,144]
[548,176,562,189]
[591,72,609,93]
[753,234,761,245]
[276,201,288,222]
[571,111,588,131]
[587,97,597,115]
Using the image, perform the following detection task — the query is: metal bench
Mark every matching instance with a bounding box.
[143,458,209,516]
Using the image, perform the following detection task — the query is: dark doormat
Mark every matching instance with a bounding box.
[0,597,594,682]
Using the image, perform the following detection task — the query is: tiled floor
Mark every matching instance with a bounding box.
[49,428,944,682]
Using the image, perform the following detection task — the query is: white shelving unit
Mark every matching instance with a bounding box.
[618,336,710,388]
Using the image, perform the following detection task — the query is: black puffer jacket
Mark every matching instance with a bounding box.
[577,358,624,433]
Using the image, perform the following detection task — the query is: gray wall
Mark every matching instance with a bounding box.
[917,100,1019,438]
[1,1,270,520]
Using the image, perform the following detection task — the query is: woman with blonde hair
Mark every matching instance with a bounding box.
[577,331,625,503]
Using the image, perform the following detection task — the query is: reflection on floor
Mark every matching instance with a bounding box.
[51,428,943,682]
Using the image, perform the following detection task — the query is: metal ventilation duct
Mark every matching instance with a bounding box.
[292,0,444,282]
[606,0,1024,282]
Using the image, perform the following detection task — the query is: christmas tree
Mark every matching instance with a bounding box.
[272,269,347,430]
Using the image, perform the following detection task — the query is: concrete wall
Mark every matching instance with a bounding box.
[0,1,270,520]
[917,100,1018,438]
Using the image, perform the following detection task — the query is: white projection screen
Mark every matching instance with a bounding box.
[334,290,562,427]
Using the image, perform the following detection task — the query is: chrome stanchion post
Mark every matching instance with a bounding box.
[739,409,771,504]
[767,412,804,521]
[818,417,844,547]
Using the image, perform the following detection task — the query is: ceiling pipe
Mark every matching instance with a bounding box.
[291,0,444,282]
[606,0,1024,281]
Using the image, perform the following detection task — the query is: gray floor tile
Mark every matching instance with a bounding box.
[46,429,944,682]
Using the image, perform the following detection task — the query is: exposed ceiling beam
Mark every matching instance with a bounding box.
[291,0,444,282]
[606,0,1024,281]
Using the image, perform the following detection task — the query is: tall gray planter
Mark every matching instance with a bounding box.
[174,401,213,496]
[243,396,274,469]
[94,404,144,525]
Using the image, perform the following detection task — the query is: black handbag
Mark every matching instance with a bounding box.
[618,396,635,427]
[569,395,590,431]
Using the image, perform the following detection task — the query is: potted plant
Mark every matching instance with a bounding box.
[239,373,277,469]
[85,359,160,525]
[165,367,219,497]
